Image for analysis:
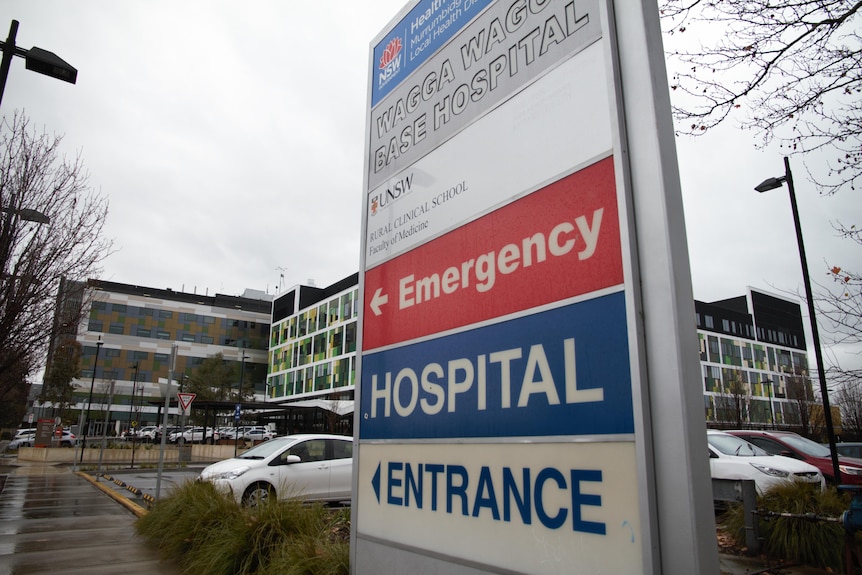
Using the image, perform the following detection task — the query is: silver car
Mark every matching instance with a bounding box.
[198,434,353,507]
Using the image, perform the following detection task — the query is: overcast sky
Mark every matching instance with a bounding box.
[2,1,858,370]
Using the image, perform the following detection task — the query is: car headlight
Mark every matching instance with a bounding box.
[839,465,862,476]
[205,466,251,481]
[750,463,789,478]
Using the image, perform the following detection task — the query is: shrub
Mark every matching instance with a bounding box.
[723,482,861,571]
[136,479,350,575]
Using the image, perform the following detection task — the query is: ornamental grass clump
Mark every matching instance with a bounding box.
[135,479,350,575]
[723,482,861,571]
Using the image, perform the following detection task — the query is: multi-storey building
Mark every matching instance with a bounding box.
[38,279,271,433]
[33,276,819,436]
[267,274,358,403]
[695,287,814,427]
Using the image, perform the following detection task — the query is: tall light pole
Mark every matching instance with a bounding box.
[755,156,841,484]
[234,350,247,457]
[129,361,139,469]
[77,337,102,463]
[0,20,77,108]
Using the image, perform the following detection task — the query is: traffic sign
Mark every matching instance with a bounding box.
[177,392,196,411]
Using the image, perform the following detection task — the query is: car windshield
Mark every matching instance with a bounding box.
[781,434,832,457]
[236,437,296,460]
[708,433,769,457]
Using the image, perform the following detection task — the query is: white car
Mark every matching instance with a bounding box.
[199,434,353,507]
[169,427,218,444]
[708,430,825,494]
[239,428,275,442]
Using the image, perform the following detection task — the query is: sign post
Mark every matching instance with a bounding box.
[352,1,717,574]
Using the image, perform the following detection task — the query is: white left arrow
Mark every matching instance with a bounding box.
[370,287,388,316]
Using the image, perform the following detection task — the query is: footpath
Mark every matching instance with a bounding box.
[0,452,840,575]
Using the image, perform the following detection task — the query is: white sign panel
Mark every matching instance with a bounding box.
[357,442,642,575]
[366,44,612,268]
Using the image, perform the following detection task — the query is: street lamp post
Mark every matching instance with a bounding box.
[79,337,103,462]
[0,20,77,108]
[129,362,139,469]
[234,351,247,457]
[755,157,841,484]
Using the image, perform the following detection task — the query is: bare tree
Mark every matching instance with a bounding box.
[0,112,112,403]
[716,371,749,427]
[833,376,862,440]
[816,226,862,377]
[786,372,817,436]
[39,339,82,423]
[660,0,862,194]
[0,348,31,427]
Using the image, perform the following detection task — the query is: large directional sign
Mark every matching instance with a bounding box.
[354,0,716,573]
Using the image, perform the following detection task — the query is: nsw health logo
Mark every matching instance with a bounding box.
[377,36,403,91]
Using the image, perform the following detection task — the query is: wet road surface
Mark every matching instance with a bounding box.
[0,462,182,575]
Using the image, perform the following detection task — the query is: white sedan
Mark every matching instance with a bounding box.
[708,430,825,494]
[198,434,353,507]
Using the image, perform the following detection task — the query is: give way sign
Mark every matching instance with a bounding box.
[177,392,196,411]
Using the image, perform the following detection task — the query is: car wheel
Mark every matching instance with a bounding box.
[242,483,274,508]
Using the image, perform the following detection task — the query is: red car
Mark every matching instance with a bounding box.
[727,430,862,485]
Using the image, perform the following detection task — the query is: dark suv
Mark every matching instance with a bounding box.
[727,430,862,485]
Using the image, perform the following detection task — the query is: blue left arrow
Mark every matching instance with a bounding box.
[372,462,381,503]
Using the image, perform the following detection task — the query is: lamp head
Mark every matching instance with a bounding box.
[755,177,786,193]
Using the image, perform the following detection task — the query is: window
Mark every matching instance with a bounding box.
[201,335,214,344]
[705,315,714,329]
[203,316,215,324]
[88,319,103,332]
[135,327,151,337]
[154,353,169,362]
[132,350,149,360]
[159,310,173,319]
[182,313,197,322]
[181,334,195,343]
[156,331,170,340]
[112,304,127,314]
[109,323,124,335]
[91,301,107,311]
[331,439,352,459]
[105,348,120,358]
[141,308,154,317]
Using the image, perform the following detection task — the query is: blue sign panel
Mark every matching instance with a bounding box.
[359,292,633,439]
[371,0,494,107]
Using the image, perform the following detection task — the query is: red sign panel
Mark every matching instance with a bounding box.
[363,156,622,350]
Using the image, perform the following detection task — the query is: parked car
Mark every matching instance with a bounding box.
[14,428,35,440]
[239,428,275,442]
[198,434,353,507]
[7,431,36,450]
[707,430,824,494]
[52,429,77,447]
[221,426,269,440]
[169,427,218,444]
[727,430,862,485]
[136,426,160,442]
[153,426,182,442]
[835,442,862,460]
[7,429,76,449]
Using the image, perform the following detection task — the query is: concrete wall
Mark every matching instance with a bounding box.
[15,444,241,464]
